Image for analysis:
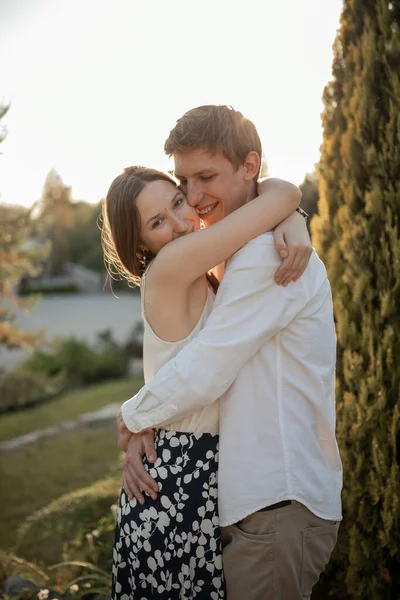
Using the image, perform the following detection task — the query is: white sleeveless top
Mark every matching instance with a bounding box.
[141,271,219,434]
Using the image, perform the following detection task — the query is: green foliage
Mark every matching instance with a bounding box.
[68,201,104,273]
[0,368,61,414]
[0,550,52,588]
[0,103,49,351]
[15,477,120,565]
[0,551,112,600]
[1,513,115,598]
[0,204,49,350]
[18,282,79,295]
[49,559,111,599]
[299,171,319,233]
[312,1,400,598]
[0,333,129,414]
[38,171,75,277]
[21,336,128,389]
[35,173,105,276]
[63,506,117,583]
[121,322,144,359]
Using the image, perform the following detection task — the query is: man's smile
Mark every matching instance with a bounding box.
[196,202,219,217]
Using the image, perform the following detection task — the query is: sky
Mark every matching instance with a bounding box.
[0,0,343,208]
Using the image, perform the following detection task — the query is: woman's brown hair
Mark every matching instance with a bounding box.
[101,166,176,287]
[102,165,219,293]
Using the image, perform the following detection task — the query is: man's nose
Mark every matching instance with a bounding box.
[186,182,204,207]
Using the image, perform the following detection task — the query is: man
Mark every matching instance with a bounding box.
[118,105,342,600]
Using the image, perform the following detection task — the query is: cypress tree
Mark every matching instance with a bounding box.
[312,1,400,598]
[39,170,75,276]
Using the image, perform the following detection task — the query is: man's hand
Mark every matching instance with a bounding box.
[122,430,159,505]
[273,210,312,286]
[116,407,132,451]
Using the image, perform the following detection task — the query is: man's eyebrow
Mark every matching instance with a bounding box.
[145,191,182,226]
[175,168,215,180]
[194,168,215,176]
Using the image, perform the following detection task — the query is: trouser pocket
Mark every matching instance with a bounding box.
[300,521,339,596]
[222,514,276,600]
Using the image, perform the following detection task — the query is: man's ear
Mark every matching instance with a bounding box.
[243,151,261,181]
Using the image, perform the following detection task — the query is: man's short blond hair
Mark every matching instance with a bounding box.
[164,105,262,176]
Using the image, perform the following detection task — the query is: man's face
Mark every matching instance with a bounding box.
[173,149,254,227]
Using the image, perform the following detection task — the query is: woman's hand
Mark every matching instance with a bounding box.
[273,211,313,286]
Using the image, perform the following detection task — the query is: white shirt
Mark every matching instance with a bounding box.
[140,269,218,434]
[122,233,343,526]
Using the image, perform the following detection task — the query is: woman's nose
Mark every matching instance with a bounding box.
[173,216,190,234]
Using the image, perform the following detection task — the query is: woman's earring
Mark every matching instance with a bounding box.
[139,247,152,271]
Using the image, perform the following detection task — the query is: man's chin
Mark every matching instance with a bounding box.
[201,208,224,227]
[201,215,219,227]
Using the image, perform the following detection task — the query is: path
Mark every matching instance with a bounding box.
[0,402,120,452]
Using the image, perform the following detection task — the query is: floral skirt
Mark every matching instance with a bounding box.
[112,429,225,599]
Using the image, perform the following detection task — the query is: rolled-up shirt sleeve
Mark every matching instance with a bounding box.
[122,234,309,432]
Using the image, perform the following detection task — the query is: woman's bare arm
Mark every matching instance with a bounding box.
[150,178,301,288]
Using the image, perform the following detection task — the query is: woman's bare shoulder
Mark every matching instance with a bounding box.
[143,268,208,342]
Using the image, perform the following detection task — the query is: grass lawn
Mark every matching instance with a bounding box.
[0,422,122,551]
[0,377,143,442]
[0,377,144,550]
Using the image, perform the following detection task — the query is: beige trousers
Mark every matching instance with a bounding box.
[221,501,339,600]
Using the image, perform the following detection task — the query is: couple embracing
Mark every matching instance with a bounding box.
[102,104,342,600]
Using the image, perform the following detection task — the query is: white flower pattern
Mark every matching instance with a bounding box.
[112,429,225,599]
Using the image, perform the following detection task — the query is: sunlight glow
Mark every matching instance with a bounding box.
[0,0,343,207]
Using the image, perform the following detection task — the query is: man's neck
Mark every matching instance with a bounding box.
[244,182,258,204]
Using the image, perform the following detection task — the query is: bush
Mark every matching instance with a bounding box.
[122,322,144,359]
[6,328,141,414]
[0,550,53,590]
[18,282,79,295]
[64,502,117,578]
[0,369,62,414]
[0,549,112,600]
[21,337,128,389]
[15,477,121,564]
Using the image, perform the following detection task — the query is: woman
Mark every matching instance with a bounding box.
[102,166,301,599]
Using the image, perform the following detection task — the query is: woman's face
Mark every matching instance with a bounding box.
[136,179,200,256]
